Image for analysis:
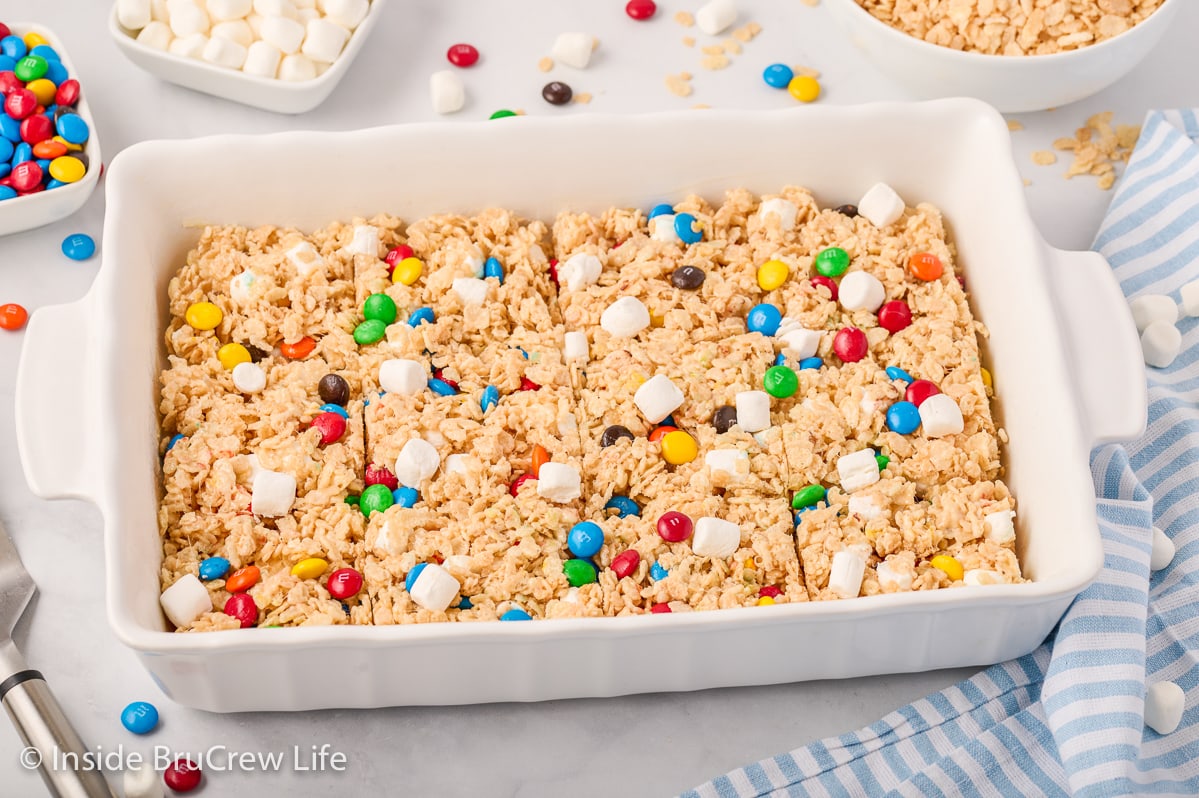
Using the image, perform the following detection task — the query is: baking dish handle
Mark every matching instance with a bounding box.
[14,298,100,503]
[1046,247,1147,446]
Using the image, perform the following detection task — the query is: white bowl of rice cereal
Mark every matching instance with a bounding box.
[825,0,1182,112]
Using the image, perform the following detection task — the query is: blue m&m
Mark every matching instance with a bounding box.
[746,303,782,336]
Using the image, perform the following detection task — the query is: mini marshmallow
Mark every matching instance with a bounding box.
[692,517,742,558]
[452,277,491,306]
[259,14,305,53]
[918,394,965,438]
[286,240,324,274]
[963,569,1002,586]
[242,40,282,77]
[207,0,253,21]
[563,331,589,361]
[301,18,349,63]
[296,6,319,24]
[169,32,209,58]
[1150,526,1176,571]
[561,587,581,604]
[1144,681,1185,735]
[379,359,426,395]
[159,574,213,629]
[650,214,681,243]
[984,510,1016,545]
[152,0,170,20]
[232,361,266,393]
[430,69,465,114]
[123,762,164,798]
[537,462,581,503]
[777,322,821,360]
[444,454,474,476]
[1129,294,1179,332]
[635,375,685,424]
[696,0,737,35]
[168,0,211,37]
[321,0,368,28]
[278,52,316,80]
[1180,279,1199,317]
[757,197,798,231]
[705,449,749,483]
[601,296,651,338]
[858,182,906,228]
[395,439,440,488]
[254,0,297,19]
[839,271,887,313]
[837,448,880,492]
[136,20,173,49]
[246,12,264,35]
[847,494,883,520]
[243,453,263,478]
[118,0,153,30]
[409,563,460,612]
[202,35,247,68]
[829,550,866,598]
[875,560,912,591]
[345,224,379,256]
[211,19,253,46]
[557,253,602,291]
[735,390,771,433]
[551,32,595,69]
[1142,321,1182,368]
[252,469,296,516]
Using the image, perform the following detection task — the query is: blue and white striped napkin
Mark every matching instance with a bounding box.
[683,109,1199,798]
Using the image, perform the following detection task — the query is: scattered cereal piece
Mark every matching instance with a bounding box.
[723,38,742,54]
[702,44,726,55]
[665,72,693,97]
[701,54,731,70]
[1023,178,1032,186]
[1053,112,1140,189]
[1031,150,1058,166]
[573,91,592,104]
[1007,119,1024,131]
[692,103,711,109]
[537,56,553,72]
[793,66,821,78]
[800,0,820,6]
[682,35,696,47]
[675,10,695,27]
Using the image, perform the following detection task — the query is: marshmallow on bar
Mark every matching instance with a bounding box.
[735,390,771,433]
[875,559,912,591]
[286,240,324,275]
[379,359,426,395]
[634,375,685,424]
[705,449,749,483]
[984,509,1015,545]
[828,550,866,598]
[838,271,886,313]
[847,494,882,520]
[409,564,461,613]
[395,439,440,488]
[691,517,741,558]
[858,182,905,228]
[757,197,797,231]
[650,214,680,244]
[557,253,602,291]
[776,319,821,360]
[563,331,589,361]
[918,394,964,438]
[536,462,581,502]
[837,448,880,492]
[159,574,213,628]
[345,224,379,256]
[252,468,296,516]
[452,277,491,305]
[232,361,266,394]
[601,296,651,338]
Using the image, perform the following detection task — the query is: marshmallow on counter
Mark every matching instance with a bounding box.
[286,240,325,274]
[1144,681,1185,735]
[536,462,581,503]
[211,19,254,46]
[691,517,742,558]
[550,32,595,69]
[649,214,681,244]
[301,17,350,63]
[208,0,253,21]
[1129,294,1179,332]
[696,0,737,35]
[963,569,1002,586]
[1180,279,1199,317]
[757,197,798,231]
[858,182,906,228]
[321,0,368,28]
[243,40,283,77]
[838,271,887,313]
[634,375,685,424]
[563,330,589,361]
[345,224,380,256]
[430,69,465,114]
[847,494,883,520]
[259,14,305,53]
[232,361,267,393]
[395,439,441,488]
[118,0,154,30]
[278,53,317,81]
[251,468,296,516]
[123,762,163,798]
[409,564,461,613]
[735,390,771,433]
[159,574,213,628]
[1142,320,1182,368]
[167,0,210,36]
[452,277,491,305]
[202,35,248,69]
[169,32,209,58]
[1150,526,1175,572]
[984,509,1016,545]
[875,559,912,591]
[136,21,174,49]
[918,394,964,438]
[776,317,821,360]
[558,253,602,290]
[705,449,749,483]
[378,359,426,395]
[829,549,866,599]
[601,296,651,338]
[837,448,880,492]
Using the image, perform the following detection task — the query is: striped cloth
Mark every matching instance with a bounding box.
[683,109,1199,798]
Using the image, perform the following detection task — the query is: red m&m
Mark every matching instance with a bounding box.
[446,43,479,67]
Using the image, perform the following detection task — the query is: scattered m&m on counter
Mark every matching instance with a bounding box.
[0,302,28,330]
[120,701,159,735]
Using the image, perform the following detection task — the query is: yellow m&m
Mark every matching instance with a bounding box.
[788,75,821,103]
[217,343,251,371]
[291,558,329,580]
[392,257,423,286]
[185,302,223,330]
[48,156,85,184]
[930,554,964,582]
[660,430,698,465]
[757,259,789,291]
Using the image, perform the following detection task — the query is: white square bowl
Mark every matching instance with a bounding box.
[0,23,102,237]
[107,0,387,115]
[15,100,1147,711]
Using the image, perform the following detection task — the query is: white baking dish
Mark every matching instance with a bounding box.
[14,100,1146,712]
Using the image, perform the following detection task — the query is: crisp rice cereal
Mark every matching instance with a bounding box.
[1031,150,1058,166]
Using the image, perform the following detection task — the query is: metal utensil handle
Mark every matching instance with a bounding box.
[1,671,116,798]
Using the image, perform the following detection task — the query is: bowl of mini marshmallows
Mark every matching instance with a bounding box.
[109,0,385,114]
[824,0,1182,112]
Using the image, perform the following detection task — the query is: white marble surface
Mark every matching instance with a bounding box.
[1,1,1198,796]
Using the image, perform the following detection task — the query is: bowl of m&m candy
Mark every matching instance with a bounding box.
[0,22,101,236]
